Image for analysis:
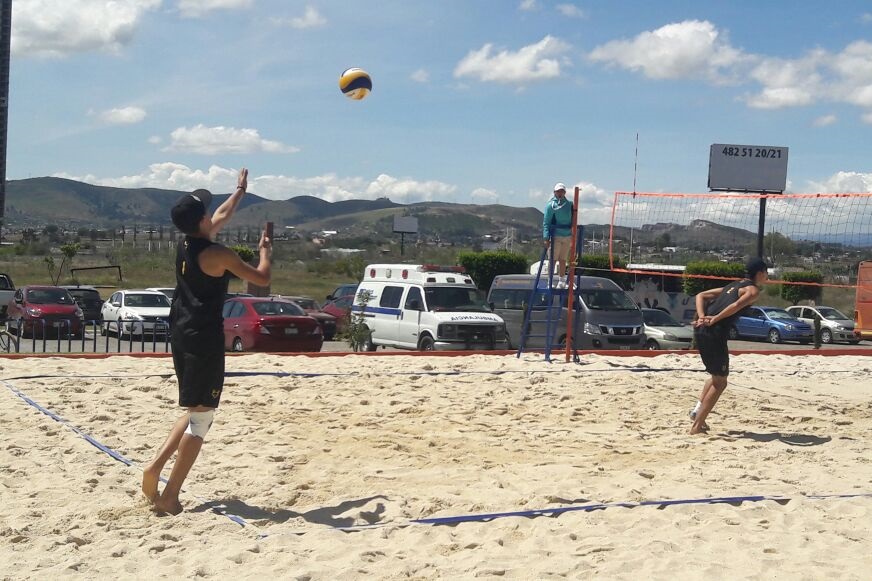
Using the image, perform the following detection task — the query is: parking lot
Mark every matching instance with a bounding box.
[2,332,869,356]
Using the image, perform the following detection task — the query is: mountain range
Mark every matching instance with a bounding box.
[4,177,762,248]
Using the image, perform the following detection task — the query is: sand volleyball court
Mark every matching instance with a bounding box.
[2,353,872,579]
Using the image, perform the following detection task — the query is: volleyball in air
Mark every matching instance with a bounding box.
[339,68,372,100]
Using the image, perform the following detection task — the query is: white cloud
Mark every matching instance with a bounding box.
[518,0,538,11]
[808,171,872,193]
[148,135,163,145]
[556,4,585,18]
[470,188,499,204]
[588,20,747,82]
[177,0,253,18]
[454,36,570,85]
[863,111,872,124]
[98,106,146,125]
[165,124,299,155]
[410,68,430,83]
[861,13,872,23]
[812,114,837,127]
[12,0,161,57]
[55,163,457,202]
[271,5,326,29]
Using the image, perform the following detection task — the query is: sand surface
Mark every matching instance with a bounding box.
[2,352,872,579]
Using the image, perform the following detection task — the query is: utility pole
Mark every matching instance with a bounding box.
[0,1,12,242]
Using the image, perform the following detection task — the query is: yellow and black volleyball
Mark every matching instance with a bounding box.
[339,67,372,100]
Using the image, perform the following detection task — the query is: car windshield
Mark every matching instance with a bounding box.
[817,307,849,320]
[292,298,319,310]
[578,289,638,311]
[125,293,171,308]
[765,309,794,320]
[27,288,75,305]
[424,287,490,312]
[252,301,305,316]
[643,310,682,326]
[68,289,100,301]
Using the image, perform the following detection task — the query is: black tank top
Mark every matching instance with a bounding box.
[705,279,757,330]
[170,236,229,350]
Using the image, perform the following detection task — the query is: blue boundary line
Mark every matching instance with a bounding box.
[0,379,252,529]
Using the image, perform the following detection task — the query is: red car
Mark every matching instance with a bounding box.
[320,294,355,334]
[222,297,323,352]
[282,295,337,340]
[8,285,84,337]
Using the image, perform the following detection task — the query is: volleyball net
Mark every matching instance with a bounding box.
[606,191,872,288]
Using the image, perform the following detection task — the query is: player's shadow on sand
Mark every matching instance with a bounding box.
[193,495,389,528]
[726,430,831,447]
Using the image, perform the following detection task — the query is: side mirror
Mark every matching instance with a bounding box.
[325,294,333,302]
[488,302,495,311]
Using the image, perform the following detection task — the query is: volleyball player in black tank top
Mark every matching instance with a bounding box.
[689,258,769,435]
[142,168,273,515]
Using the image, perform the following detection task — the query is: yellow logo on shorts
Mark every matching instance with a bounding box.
[212,388,221,398]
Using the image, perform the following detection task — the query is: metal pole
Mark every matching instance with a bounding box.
[0,0,12,236]
[757,195,767,259]
[400,232,405,256]
[565,186,580,362]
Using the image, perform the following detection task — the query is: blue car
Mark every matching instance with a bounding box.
[729,306,814,344]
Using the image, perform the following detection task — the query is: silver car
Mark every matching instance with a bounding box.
[785,305,859,344]
[642,308,694,350]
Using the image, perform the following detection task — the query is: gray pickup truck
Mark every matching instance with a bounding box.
[0,273,14,317]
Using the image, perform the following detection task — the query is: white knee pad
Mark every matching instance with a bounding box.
[185,410,215,439]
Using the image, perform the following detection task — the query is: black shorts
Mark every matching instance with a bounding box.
[172,342,225,408]
[695,326,730,377]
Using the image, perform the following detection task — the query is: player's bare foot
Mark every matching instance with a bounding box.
[689,424,709,435]
[141,466,160,503]
[153,495,184,516]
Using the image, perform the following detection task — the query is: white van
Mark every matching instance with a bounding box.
[353,264,508,351]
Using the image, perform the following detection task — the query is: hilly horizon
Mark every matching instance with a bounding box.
[2,177,772,250]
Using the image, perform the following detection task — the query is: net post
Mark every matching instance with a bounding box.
[565,186,580,362]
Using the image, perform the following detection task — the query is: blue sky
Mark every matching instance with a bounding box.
[9,0,872,221]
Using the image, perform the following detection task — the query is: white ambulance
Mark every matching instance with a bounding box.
[353,264,508,351]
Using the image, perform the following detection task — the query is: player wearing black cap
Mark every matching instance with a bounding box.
[689,257,769,435]
[143,168,272,515]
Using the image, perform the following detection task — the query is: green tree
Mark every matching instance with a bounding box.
[229,244,256,263]
[575,254,630,287]
[779,270,823,305]
[654,232,671,251]
[58,242,81,284]
[682,261,746,296]
[457,250,529,291]
[346,289,374,352]
[763,232,796,258]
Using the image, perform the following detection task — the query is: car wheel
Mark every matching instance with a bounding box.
[232,337,244,352]
[728,326,739,340]
[820,329,832,344]
[645,339,660,350]
[768,328,782,344]
[364,332,377,352]
[418,335,435,351]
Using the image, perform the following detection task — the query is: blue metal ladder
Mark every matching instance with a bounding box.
[516,237,570,361]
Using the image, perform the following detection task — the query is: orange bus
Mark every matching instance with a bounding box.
[855,261,872,340]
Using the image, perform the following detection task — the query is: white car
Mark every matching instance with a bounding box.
[146,287,175,303]
[101,290,172,338]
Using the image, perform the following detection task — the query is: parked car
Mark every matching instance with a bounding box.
[8,285,83,337]
[101,290,172,338]
[730,306,813,344]
[326,283,359,302]
[785,305,859,344]
[0,273,15,317]
[222,297,323,352]
[281,295,337,340]
[147,287,176,303]
[61,285,104,323]
[321,294,355,334]
[641,308,694,350]
[488,274,644,350]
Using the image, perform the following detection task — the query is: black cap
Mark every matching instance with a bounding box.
[171,189,213,235]
[746,257,769,279]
